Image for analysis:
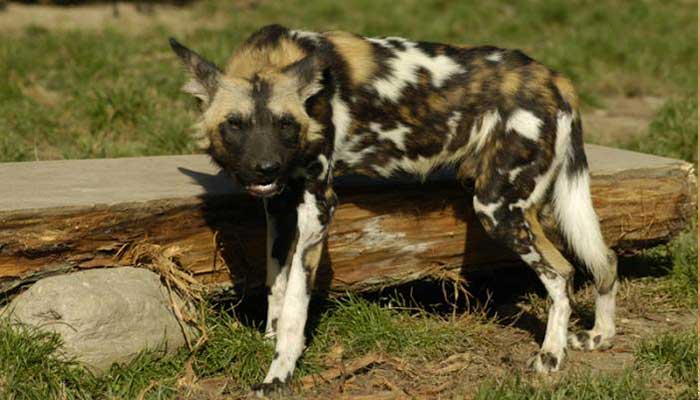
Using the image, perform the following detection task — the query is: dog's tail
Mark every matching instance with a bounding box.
[552,115,617,292]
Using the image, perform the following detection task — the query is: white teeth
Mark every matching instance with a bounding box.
[250,183,275,191]
[247,182,279,196]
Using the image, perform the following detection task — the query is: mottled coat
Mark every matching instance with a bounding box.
[170,25,618,395]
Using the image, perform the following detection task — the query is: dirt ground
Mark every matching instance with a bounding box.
[0,2,234,34]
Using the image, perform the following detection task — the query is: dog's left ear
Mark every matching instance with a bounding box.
[169,37,221,106]
[283,53,327,101]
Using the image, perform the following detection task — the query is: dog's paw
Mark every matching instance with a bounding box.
[251,378,288,398]
[568,330,612,351]
[527,349,565,373]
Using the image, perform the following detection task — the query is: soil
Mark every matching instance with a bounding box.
[0,2,235,35]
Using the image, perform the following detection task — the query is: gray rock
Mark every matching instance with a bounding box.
[3,267,195,373]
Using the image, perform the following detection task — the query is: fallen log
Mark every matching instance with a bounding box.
[0,144,696,295]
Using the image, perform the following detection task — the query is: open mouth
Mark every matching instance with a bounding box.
[245,180,283,197]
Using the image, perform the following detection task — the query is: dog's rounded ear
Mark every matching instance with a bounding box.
[282,52,328,101]
[169,38,222,106]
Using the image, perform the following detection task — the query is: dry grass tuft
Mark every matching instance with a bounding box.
[118,243,210,351]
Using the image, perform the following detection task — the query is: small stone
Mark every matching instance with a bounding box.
[3,267,195,373]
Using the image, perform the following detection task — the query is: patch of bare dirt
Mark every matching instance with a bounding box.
[0,2,234,34]
[582,96,665,146]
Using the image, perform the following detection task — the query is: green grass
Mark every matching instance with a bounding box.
[475,330,698,400]
[190,308,275,386]
[0,322,89,399]
[625,220,699,308]
[636,330,697,384]
[0,320,192,399]
[307,294,483,360]
[4,290,695,399]
[0,0,696,161]
[0,294,488,398]
[666,222,699,306]
[475,371,651,400]
[624,97,699,165]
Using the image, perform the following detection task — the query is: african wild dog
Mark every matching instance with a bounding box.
[170,24,618,394]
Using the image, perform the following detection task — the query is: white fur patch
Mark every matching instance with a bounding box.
[446,111,462,137]
[473,197,503,227]
[485,51,503,62]
[290,29,322,43]
[331,92,353,153]
[467,110,501,154]
[538,274,571,357]
[296,191,325,245]
[506,109,542,141]
[331,93,351,143]
[316,154,330,180]
[370,40,465,101]
[509,112,572,211]
[521,247,542,264]
[555,111,573,158]
[593,280,617,337]
[554,169,610,277]
[508,165,525,182]
[369,122,411,151]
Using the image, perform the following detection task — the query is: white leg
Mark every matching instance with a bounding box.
[256,190,332,392]
[262,250,314,384]
[593,280,617,338]
[569,280,617,350]
[529,273,571,372]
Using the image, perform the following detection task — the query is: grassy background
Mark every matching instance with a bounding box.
[0,0,696,163]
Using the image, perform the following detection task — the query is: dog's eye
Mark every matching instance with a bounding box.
[279,116,299,132]
[227,116,243,130]
[220,115,244,145]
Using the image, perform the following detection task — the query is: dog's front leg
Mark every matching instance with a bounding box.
[263,194,298,339]
[255,185,336,394]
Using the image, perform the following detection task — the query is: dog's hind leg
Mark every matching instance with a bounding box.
[470,118,575,372]
[474,188,574,372]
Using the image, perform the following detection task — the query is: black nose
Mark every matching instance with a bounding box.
[255,161,281,179]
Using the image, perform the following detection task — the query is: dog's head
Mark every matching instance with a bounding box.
[170,35,324,197]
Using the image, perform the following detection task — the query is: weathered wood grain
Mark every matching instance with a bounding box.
[0,145,695,294]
